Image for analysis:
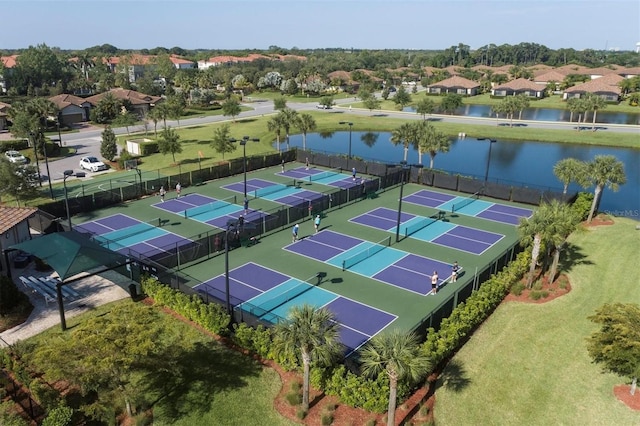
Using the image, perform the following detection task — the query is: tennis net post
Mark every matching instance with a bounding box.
[451,191,481,213]
[342,236,391,271]
[404,217,437,238]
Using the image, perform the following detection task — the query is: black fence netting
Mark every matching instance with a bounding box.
[511,187,542,205]
[483,181,512,200]
[432,172,458,190]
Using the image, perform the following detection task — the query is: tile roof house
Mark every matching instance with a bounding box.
[0,206,37,276]
[562,74,624,102]
[104,54,195,82]
[0,101,10,131]
[491,78,545,98]
[48,94,92,125]
[85,88,163,116]
[197,53,270,70]
[0,55,19,94]
[533,70,568,86]
[426,76,480,96]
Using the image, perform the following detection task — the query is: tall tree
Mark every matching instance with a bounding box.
[294,113,316,151]
[585,155,626,223]
[360,330,431,426]
[363,96,381,112]
[414,121,450,168]
[221,98,241,122]
[0,158,40,206]
[152,102,172,129]
[390,123,416,162]
[157,126,182,164]
[112,109,137,135]
[273,96,287,111]
[415,97,436,121]
[273,305,342,413]
[279,108,298,148]
[439,93,463,115]
[583,93,607,129]
[267,114,286,152]
[100,126,118,161]
[518,203,553,288]
[553,158,588,195]
[393,86,412,110]
[587,303,640,395]
[210,123,235,159]
[544,200,579,282]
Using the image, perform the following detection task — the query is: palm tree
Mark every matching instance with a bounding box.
[147,107,161,137]
[544,200,579,283]
[553,158,588,195]
[267,114,286,152]
[414,121,450,168]
[294,113,316,151]
[585,155,626,223]
[584,93,607,130]
[279,108,299,148]
[390,123,415,162]
[518,205,553,288]
[360,330,431,426]
[273,305,342,413]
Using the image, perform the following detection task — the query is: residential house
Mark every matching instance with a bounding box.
[197,54,269,70]
[85,88,162,117]
[492,78,545,98]
[533,70,567,88]
[617,66,640,79]
[0,55,18,94]
[0,101,10,131]
[0,206,37,276]
[562,73,624,102]
[426,76,480,96]
[105,54,194,82]
[48,94,92,126]
[327,70,355,92]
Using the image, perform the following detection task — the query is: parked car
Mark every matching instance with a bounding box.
[4,150,27,164]
[79,156,107,172]
[316,104,332,109]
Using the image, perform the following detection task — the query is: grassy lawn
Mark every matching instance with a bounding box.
[433,218,640,425]
[23,300,296,426]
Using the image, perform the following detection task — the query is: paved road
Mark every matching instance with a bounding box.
[33,97,640,185]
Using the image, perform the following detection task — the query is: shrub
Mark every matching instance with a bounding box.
[571,192,593,221]
[321,412,334,425]
[0,139,30,151]
[365,419,376,426]
[117,149,133,170]
[139,141,159,155]
[510,281,525,296]
[530,290,549,300]
[296,407,307,419]
[0,276,31,315]
[41,404,74,426]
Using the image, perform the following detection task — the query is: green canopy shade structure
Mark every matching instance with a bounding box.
[7,231,130,330]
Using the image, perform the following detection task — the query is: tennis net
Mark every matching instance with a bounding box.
[451,191,481,213]
[342,236,392,271]
[405,217,437,237]
[94,218,162,247]
[184,195,237,218]
[250,273,319,316]
[309,167,342,182]
[253,180,295,199]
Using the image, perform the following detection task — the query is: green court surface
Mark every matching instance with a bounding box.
[73,162,527,334]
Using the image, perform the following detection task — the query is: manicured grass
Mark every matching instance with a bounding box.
[24,300,297,426]
[433,218,640,425]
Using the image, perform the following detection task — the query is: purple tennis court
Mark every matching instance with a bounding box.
[75,213,194,259]
[194,262,396,354]
[223,178,326,206]
[350,207,504,255]
[279,167,359,189]
[284,230,452,295]
[403,189,533,225]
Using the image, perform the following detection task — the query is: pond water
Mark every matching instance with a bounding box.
[284,132,640,219]
[403,104,640,125]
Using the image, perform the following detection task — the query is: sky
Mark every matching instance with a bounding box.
[1,0,639,52]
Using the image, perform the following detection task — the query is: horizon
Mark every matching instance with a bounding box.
[1,0,638,52]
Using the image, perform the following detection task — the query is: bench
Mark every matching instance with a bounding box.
[19,276,55,305]
[40,277,81,300]
[27,277,60,301]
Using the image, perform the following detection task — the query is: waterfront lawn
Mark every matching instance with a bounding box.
[433,218,640,425]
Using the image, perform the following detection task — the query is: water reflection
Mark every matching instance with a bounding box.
[403,104,640,125]
[286,131,639,218]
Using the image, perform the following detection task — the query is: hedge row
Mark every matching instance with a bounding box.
[140,276,230,335]
[0,139,29,151]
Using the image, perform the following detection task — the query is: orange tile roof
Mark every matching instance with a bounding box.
[493,78,541,91]
[428,75,479,89]
[534,70,567,82]
[0,206,37,234]
[563,73,624,95]
[1,55,19,68]
[85,88,162,106]
[48,94,88,109]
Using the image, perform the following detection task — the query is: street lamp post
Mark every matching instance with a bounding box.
[478,138,497,184]
[394,162,422,243]
[32,132,54,198]
[230,136,259,200]
[339,121,353,167]
[63,170,85,231]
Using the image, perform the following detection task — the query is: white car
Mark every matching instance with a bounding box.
[79,156,107,172]
[4,150,27,164]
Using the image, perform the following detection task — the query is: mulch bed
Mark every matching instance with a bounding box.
[614,385,640,411]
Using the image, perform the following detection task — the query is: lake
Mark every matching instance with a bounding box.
[284,132,640,220]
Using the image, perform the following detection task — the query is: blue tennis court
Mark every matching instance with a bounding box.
[223,178,326,206]
[283,230,453,295]
[403,189,533,225]
[75,213,194,258]
[152,192,271,229]
[194,262,396,355]
[350,207,504,255]
[279,167,359,189]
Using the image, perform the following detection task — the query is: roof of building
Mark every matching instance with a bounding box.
[48,94,89,109]
[563,73,624,94]
[427,75,480,89]
[493,78,542,91]
[0,55,19,68]
[85,88,162,106]
[0,206,37,235]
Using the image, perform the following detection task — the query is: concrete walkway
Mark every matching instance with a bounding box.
[0,262,132,347]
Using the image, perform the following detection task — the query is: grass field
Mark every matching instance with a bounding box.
[24,300,297,426]
[433,218,640,425]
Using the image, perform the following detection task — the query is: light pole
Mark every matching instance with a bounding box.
[224,221,235,315]
[32,132,54,198]
[478,138,497,183]
[394,162,422,242]
[63,170,85,231]
[230,136,259,200]
[339,121,353,166]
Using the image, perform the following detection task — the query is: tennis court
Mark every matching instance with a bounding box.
[152,192,272,230]
[75,213,194,258]
[194,262,396,355]
[403,189,533,225]
[223,178,326,206]
[283,230,453,295]
[279,167,359,189]
[349,207,504,255]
